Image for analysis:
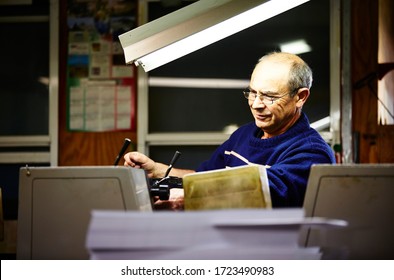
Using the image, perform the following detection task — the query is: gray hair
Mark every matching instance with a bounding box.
[258,52,313,96]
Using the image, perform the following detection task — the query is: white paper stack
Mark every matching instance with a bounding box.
[85,209,346,260]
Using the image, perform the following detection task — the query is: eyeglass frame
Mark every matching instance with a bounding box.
[243,87,300,105]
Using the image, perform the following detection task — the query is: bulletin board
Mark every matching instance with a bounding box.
[66,0,137,132]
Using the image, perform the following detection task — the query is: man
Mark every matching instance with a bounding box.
[124,52,335,208]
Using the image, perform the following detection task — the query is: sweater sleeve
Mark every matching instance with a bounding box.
[267,139,335,207]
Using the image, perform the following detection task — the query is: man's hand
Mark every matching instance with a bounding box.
[124,151,158,177]
[154,188,184,211]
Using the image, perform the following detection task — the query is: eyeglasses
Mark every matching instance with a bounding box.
[243,87,297,105]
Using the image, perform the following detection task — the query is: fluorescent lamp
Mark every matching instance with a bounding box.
[149,77,248,88]
[279,39,312,54]
[310,116,330,131]
[119,0,310,72]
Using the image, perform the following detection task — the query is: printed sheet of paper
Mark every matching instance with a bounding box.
[68,80,134,131]
[183,165,272,211]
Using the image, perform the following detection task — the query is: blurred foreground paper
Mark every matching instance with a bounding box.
[183,165,271,210]
[86,209,342,260]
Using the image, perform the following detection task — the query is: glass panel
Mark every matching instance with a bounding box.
[0,163,49,220]
[0,21,49,135]
[0,0,49,16]
[149,145,220,171]
[148,87,251,133]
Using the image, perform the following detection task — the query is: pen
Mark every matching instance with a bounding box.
[114,138,131,166]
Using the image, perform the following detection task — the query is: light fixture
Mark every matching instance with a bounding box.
[279,39,312,55]
[119,0,310,72]
[310,116,330,131]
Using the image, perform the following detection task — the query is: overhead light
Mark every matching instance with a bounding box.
[310,116,330,131]
[119,0,310,72]
[279,39,312,55]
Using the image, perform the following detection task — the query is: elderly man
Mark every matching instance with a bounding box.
[124,52,335,208]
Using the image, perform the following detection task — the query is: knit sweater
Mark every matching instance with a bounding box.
[196,112,336,207]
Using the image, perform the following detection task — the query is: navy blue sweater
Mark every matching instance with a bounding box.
[196,113,336,207]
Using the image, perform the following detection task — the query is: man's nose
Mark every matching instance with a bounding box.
[251,96,266,108]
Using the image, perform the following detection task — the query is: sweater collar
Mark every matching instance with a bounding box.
[251,112,311,146]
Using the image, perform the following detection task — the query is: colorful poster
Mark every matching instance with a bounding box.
[66,0,137,132]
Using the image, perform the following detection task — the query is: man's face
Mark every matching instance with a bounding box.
[248,60,304,138]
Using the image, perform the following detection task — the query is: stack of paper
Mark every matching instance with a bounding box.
[85,209,346,260]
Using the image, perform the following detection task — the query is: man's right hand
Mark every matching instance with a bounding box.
[123,151,157,178]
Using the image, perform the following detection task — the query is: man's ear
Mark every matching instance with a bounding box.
[296,88,310,108]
